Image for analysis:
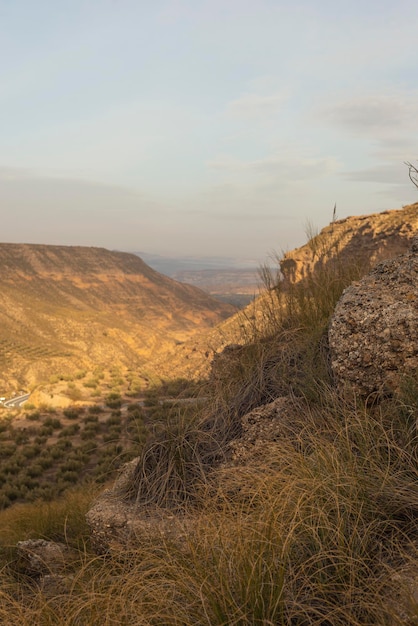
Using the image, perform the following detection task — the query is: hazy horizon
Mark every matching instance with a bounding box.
[1,1,417,264]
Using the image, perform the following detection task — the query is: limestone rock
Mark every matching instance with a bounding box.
[86,458,189,554]
[329,237,418,397]
[16,539,78,576]
[227,396,315,465]
[37,574,74,598]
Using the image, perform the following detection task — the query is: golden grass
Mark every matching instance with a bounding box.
[0,390,417,623]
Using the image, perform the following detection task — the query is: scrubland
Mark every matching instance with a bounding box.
[0,235,416,625]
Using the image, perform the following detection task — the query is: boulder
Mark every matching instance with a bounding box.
[228,396,308,464]
[329,237,418,397]
[16,539,78,576]
[86,458,189,554]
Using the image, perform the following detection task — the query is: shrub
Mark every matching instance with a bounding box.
[38,425,53,437]
[26,464,43,479]
[81,425,99,439]
[44,417,62,429]
[106,413,121,426]
[58,424,80,437]
[88,405,103,415]
[83,414,99,424]
[22,444,41,460]
[105,393,122,409]
[26,411,41,421]
[63,407,83,419]
[83,378,98,388]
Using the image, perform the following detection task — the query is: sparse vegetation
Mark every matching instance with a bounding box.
[0,399,150,511]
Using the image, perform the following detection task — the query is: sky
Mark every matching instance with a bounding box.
[1,0,418,264]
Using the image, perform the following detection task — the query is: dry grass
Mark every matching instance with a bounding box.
[1,390,417,624]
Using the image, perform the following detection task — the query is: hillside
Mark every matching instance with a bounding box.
[156,203,418,380]
[0,244,234,395]
[281,202,418,282]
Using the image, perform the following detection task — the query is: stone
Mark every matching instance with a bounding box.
[16,539,78,576]
[329,237,418,397]
[86,458,189,554]
[37,574,74,598]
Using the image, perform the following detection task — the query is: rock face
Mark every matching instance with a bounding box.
[329,237,418,397]
[227,396,309,464]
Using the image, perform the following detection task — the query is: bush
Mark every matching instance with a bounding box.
[81,425,99,439]
[63,407,83,419]
[105,393,122,409]
[88,405,103,415]
[106,413,121,426]
[44,417,62,429]
[26,411,41,421]
[58,424,80,437]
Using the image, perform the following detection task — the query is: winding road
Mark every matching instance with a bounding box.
[3,393,31,408]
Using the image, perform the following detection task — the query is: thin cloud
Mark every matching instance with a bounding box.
[344,163,409,185]
[226,92,288,118]
[208,153,340,181]
[321,91,418,137]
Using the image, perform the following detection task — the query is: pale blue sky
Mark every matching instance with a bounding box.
[1,0,417,262]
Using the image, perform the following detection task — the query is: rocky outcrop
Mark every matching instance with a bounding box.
[228,396,306,464]
[280,204,417,284]
[15,539,78,597]
[329,237,418,397]
[86,458,189,554]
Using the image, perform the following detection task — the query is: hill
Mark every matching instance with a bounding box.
[0,244,234,396]
[280,202,418,283]
[156,202,418,380]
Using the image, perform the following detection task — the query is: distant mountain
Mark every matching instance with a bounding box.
[135,252,259,274]
[135,252,260,307]
[0,244,234,394]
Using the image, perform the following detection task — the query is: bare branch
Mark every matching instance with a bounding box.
[405,161,418,189]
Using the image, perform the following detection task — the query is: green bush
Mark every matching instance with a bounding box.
[105,393,122,409]
[26,411,41,421]
[44,417,62,429]
[88,405,103,415]
[22,444,41,459]
[63,407,83,419]
[106,413,121,426]
[81,425,99,439]
[58,424,80,437]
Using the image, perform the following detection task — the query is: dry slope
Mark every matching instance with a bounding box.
[156,203,418,380]
[0,243,234,392]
